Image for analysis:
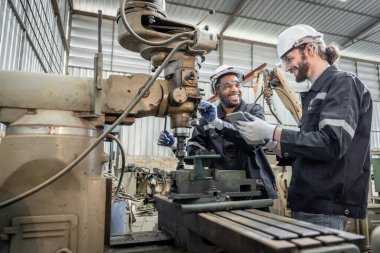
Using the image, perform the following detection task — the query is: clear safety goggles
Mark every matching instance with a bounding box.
[217,80,243,91]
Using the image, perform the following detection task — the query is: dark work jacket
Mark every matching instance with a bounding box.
[281,65,372,219]
[187,99,278,199]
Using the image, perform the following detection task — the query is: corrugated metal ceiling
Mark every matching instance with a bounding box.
[72,0,380,63]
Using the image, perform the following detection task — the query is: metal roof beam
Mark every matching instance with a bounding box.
[165,1,380,47]
[165,1,350,39]
[68,0,74,11]
[51,0,69,52]
[341,20,380,49]
[166,0,380,21]
[222,35,380,65]
[220,0,249,35]
[165,1,231,15]
[300,0,380,20]
[72,9,116,20]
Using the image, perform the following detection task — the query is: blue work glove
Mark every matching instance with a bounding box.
[238,112,277,142]
[197,101,225,130]
[157,130,176,148]
[198,101,217,123]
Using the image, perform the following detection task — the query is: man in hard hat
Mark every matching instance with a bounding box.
[238,24,372,230]
[158,65,278,199]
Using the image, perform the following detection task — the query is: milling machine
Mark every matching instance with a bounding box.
[0,0,365,253]
[0,0,216,252]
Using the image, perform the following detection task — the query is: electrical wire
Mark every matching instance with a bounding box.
[0,39,191,209]
[120,0,194,47]
[102,172,139,202]
[262,84,283,125]
[253,91,264,104]
[253,82,301,125]
[107,134,126,201]
[267,102,283,125]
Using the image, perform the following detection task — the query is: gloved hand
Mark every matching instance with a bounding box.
[238,112,277,142]
[198,101,224,130]
[198,101,217,123]
[157,130,176,148]
[263,140,278,151]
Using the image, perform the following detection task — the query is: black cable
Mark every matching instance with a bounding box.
[267,103,283,125]
[107,134,126,201]
[253,92,264,104]
[253,85,300,124]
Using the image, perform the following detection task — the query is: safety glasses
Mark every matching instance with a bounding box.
[217,80,243,91]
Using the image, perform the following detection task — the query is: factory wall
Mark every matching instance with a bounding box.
[0,0,69,140]
[0,0,69,73]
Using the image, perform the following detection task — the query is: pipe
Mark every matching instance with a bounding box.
[180,199,273,214]
[107,134,126,201]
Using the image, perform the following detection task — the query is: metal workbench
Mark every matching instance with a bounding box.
[155,196,364,253]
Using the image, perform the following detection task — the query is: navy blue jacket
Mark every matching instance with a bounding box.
[187,100,278,199]
[281,65,372,219]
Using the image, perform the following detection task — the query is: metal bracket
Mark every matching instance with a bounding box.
[185,150,220,180]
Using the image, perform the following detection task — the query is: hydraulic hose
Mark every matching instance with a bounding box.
[107,134,126,201]
[253,91,264,105]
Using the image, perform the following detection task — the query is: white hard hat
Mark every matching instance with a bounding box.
[209,65,244,93]
[277,24,324,59]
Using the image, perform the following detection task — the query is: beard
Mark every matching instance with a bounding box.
[295,62,309,82]
[219,93,241,108]
[295,52,309,82]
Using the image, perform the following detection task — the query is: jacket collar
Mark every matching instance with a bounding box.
[310,64,340,92]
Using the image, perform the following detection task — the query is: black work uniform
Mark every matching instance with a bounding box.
[280,65,372,219]
[187,100,278,199]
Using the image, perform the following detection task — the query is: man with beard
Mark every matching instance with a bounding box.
[238,24,373,230]
[158,65,278,199]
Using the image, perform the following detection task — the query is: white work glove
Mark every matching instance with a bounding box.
[263,140,278,151]
[238,113,277,143]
